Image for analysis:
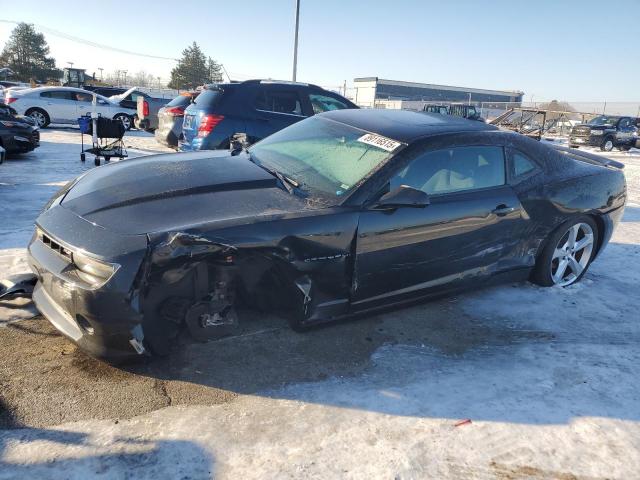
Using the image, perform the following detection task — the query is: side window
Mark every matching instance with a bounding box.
[127,92,145,103]
[619,118,630,129]
[74,92,93,102]
[40,91,73,100]
[309,93,350,114]
[255,89,303,115]
[512,151,537,178]
[390,146,505,195]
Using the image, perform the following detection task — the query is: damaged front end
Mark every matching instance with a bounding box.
[134,212,359,355]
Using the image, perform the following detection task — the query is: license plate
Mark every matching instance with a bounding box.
[183,115,193,129]
[574,138,584,143]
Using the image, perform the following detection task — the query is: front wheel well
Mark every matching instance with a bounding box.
[25,107,50,125]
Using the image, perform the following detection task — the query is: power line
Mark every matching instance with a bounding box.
[0,19,178,61]
[0,19,259,83]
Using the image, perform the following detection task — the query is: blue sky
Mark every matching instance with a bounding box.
[1,0,638,101]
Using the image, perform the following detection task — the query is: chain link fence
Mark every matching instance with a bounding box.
[370,99,640,139]
[479,101,640,122]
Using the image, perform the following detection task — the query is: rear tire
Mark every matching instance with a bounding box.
[114,113,132,131]
[531,215,599,287]
[26,108,50,128]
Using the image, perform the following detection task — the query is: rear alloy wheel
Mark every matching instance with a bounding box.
[532,216,598,287]
[114,114,132,130]
[600,137,614,152]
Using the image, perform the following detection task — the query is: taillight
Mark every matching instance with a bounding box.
[165,106,185,117]
[142,100,149,117]
[197,114,224,138]
[6,97,17,104]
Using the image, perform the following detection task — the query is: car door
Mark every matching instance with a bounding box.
[617,118,634,145]
[40,90,77,123]
[352,143,528,310]
[251,84,306,140]
[75,92,114,118]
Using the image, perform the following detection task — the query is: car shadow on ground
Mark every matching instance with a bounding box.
[622,205,640,222]
[0,399,215,479]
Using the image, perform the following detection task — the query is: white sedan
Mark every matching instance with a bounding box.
[4,86,137,129]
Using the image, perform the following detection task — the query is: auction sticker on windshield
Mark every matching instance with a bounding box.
[357,133,402,152]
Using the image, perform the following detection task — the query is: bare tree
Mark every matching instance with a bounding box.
[129,70,155,87]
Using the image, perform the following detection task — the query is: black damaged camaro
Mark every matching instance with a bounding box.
[28,109,626,360]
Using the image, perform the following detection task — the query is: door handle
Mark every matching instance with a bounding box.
[492,204,515,216]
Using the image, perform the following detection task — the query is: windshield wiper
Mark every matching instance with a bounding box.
[248,153,301,194]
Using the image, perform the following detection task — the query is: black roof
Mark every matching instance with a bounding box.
[206,79,325,90]
[319,109,497,144]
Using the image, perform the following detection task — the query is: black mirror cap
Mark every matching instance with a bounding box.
[376,185,430,209]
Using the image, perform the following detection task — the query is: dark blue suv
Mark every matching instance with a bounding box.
[179,80,357,151]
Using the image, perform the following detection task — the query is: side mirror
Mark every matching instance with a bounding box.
[375,185,430,209]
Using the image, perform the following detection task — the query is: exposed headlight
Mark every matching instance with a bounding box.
[72,251,119,288]
[591,130,603,135]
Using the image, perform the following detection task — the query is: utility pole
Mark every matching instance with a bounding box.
[98,68,103,82]
[122,70,128,86]
[292,0,300,82]
[67,61,74,69]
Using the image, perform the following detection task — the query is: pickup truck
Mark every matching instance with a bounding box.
[569,115,639,151]
[135,94,171,132]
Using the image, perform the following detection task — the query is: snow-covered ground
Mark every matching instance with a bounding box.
[1,130,639,479]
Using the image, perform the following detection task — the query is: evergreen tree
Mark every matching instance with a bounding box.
[168,42,224,89]
[168,42,208,89]
[0,23,60,82]
[206,57,224,83]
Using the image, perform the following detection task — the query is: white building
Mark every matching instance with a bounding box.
[353,77,524,108]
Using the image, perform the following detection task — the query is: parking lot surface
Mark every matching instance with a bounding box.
[1,129,639,479]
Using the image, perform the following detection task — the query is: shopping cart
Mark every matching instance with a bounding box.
[78,115,128,166]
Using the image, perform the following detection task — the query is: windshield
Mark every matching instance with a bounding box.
[588,115,619,126]
[249,116,402,200]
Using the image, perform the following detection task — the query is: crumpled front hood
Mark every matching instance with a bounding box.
[61,151,309,234]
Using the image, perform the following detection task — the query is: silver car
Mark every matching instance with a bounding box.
[5,86,137,129]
